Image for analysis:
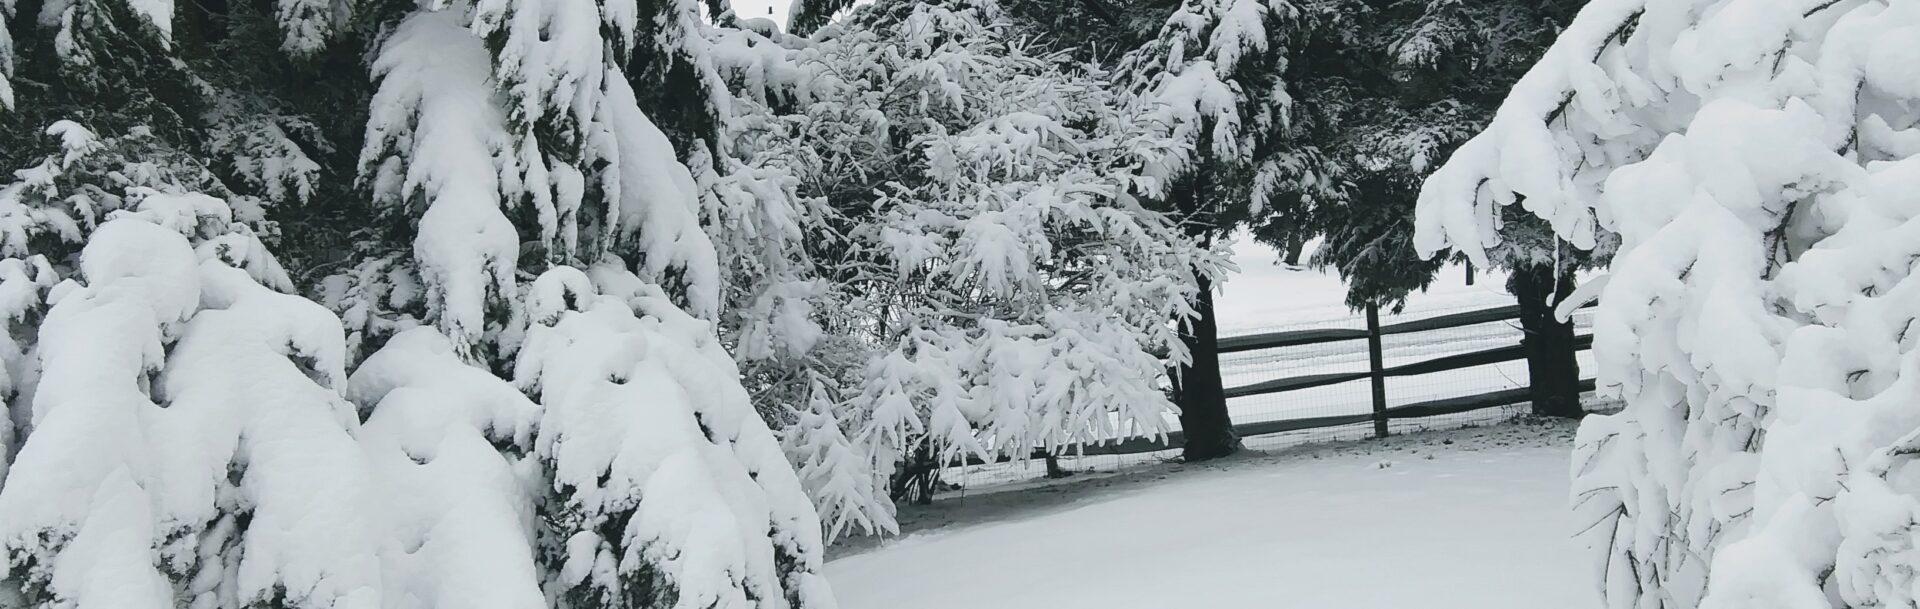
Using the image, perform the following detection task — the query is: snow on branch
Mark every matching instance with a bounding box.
[1414,1,1920,607]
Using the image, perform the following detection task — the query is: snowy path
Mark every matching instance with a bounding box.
[827,420,1598,609]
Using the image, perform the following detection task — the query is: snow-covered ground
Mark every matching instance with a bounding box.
[828,418,1597,609]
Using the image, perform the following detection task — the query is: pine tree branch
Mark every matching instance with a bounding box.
[1075,0,1121,25]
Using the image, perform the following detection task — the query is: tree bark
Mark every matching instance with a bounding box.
[1163,168,1240,461]
[889,442,943,505]
[1509,263,1583,418]
[1282,236,1307,267]
[1173,270,1242,460]
[1043,452,1070,479]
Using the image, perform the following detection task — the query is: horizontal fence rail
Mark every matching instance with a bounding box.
[1224,335,1593,398]
[1216,305,1527,353]
[1066,379,1598,458]
[1039,301,1600,461]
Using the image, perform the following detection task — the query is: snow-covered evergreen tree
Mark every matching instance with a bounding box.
[0,205,382,609]
[757,0,1214,502]
[0,0,842,602]
[676,21,845,419]
[0,0,372,596]
[0,121,303,533]
[0,255,53,489]
[1109,0,1327,460]
[1263,0,1584,310]
[516,264,833,609]
[783,0,855,34]
[352,0,718,363]
[630,13,916,537]
[342,0,839,603]
[349,326,549,609]
[1116,0,1310,202]
[1414,0,1920,606]
[781,376,895,541]
[615,0,1221,533]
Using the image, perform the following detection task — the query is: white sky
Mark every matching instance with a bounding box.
[724,0,874,29]
[729,0,794,26]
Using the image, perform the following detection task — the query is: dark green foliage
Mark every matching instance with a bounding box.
[1283,188,1445,313]
[1252,0,1590,311]
[625,0,728,154]
[786,0,857,35]
[1113,0,1325,235]
[201,0,372,282]
[997,0,1168,64]
[0,0,198,167]
[0,0,372,287]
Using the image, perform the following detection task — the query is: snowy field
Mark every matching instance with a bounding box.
[828,419,1598,609]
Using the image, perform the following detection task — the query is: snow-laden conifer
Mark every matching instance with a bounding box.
[352,0,717,364]
[1115,0,1310,203]
[760,0,1213,497]
[349,327,547,609]
[0,208,381,609]
[1414,1,1920,606]
[0,0,843,604]
[0,255,54,488]
[517,265,833,609]
[342,2,841,602]
[780,377,895,541]
[1106,0,1325,460]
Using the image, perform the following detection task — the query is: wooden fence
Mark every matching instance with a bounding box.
[1065,302,1596,458]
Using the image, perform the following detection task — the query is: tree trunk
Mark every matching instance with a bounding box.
[889,441,943,505]
[1509,263,1583,418]
[1173,270,1242,460]
[1282,236,1306,267]
[1165,171,1240,461]
[1043,452,1070,479]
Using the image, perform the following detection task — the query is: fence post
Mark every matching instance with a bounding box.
[1365,302,1389,439]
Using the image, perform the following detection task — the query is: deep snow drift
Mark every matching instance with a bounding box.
[827,419,1596,609]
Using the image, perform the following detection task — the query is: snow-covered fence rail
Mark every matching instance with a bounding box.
[1067,301,1596,458]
